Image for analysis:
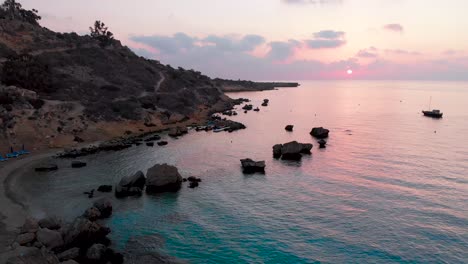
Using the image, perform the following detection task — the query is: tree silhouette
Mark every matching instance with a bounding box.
[0,0,41,24]
[89,20,114,47]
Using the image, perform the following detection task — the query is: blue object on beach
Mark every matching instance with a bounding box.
[6,147,20,158]
[18,144,30,155]
[0,153,7,162]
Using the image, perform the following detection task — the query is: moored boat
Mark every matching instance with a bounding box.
[422,109,443,118]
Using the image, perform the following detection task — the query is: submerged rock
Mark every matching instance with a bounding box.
[146,164,183,193]
[35,164,58,172]
[240,159,266,174]
[273,141,313,160]
[318,139,327,148]
[285,125,294,132]
[310,127,330,139]
[71,161,86,168]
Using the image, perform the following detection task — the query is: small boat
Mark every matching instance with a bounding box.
[213,127,229,133]
[422,97,443,118]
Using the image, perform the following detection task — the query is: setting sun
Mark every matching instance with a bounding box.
[347,69,353,75]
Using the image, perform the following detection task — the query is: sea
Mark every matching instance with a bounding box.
[12,81,468,263]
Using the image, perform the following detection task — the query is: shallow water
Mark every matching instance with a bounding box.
[14,81,468,263]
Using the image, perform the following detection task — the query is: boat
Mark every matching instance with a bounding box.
[422,97,443,118]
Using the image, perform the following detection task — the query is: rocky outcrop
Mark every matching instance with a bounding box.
[285,125,294,132]
[16,233,36,246]
[240,159,266,174]
[273,141,313,160]
[93,198,112,218]
[38,216,61,230]
[115,171,146,198]
[310,127,330,139]
[146,164,183,193]
[187,176,202,188]
[168,126,188,137]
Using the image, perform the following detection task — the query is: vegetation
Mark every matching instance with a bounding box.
[0,0,41,25]
[89,20,114,47]
[1,54,53,93]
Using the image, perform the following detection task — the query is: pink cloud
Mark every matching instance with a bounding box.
[383,24,404,33]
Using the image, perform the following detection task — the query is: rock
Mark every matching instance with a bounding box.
[37,228,64,249]
[39,216,61,230]
[93,198,112,218]
[86,244,107,261]
[83,207,101,221]
[168,126,188,137]
[261,102,268,106]
[6,246,59,264]
[97,185,112,192]
[189,181,199,188]
[73,136,84,143]
[145,135,161,141]
[61,260,79,264]
[21,217,39,233]
[285,125,294,132]
[16,233,36,245]
[272,144,283,159]
[71,161,86,168]
[157,141,168,146]
[35,164,58,172]
[240,159,266,174]
[63,217,110,249]
[115,171,146,198]
[318,139,327,148]
[187,176,201,182]
[310,127,330,139]
[104,248,124,264]
[253,107,260,112]
[57,247,80,261]
[146,164,183,193]
[33,241,43,248]
[280,141,311,160]
[146,142,154,147]
[242,104,253,111]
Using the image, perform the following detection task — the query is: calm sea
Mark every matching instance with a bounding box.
[14,81,468,263]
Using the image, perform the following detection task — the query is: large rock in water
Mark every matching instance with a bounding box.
[280,141,313,160]
[240,159,266,174]
[146,164,183,193]
[285,125,294,132]
[273,144,283,159]
[63,217,111,249]
[115,171,146,198]
[93,198,112,218]
[310,127,330,138]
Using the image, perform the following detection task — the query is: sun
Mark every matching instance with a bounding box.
[347,69,353,75]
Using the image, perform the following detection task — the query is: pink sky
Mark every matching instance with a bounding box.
[21,0,468,80]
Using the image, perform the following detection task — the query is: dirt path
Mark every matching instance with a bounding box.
[155,72,165,93]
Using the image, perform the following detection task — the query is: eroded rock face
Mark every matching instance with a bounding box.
[310,127,330,139]
[146,164,183,193]
[240,159,266,174]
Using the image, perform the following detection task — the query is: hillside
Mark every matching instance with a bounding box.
[0,5,241,152]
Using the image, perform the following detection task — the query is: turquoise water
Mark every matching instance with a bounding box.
[16,81,468,263]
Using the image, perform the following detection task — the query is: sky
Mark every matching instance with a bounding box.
[20,0,468,81]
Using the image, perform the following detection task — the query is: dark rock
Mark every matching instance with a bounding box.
[273,144,283,159]
[318,139,327,148]
[63,217,111,249]
[253,107,260,112]
[37,228,64,249]
[146,164,183,193]
[97,185,112,192]
[93,198,112,218]
[21,217,39,234]
[16,233,36,246]
[145,135,161,141]
[57,247,80,261]
[115,171,146,198]
[157,141,168,146]
[146,142,154,147]
[104,248,124,264]
[71,161,86,168]
[86,243,107,261]
[83,207,101,221]
[38,216,61,230]
[242,104,253,111]
[73,136,84,143]
[280,141,313,160]
[187,176,202,182]
[300,143,313,154]
[310,127,330,139]
[240,159,266,174]
[35,164,58,172]
[261,102,268,106]
[285,125,294,132]
[168,126,188,137]
[189,181,199,188]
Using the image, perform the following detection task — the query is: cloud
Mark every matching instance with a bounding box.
[383,24,404,33]
[267,40,300,61]
[203,34,265,52]
[357,47,378,58]
[306,30,346,49]
[384,49,421,56]
[131,33,196,54]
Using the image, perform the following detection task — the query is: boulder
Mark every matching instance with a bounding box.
[273,144,283,159]
[37,228,64,249]
[157,141,168,146]
[21,217,39,234]
[93,198,112,218]
[38,216,61,230]
[63,217,110,249]
[145,135,161,142]
[35,164,58,172]
[242,104,253,110]
[168,126,188,137]
[240,159,266,174]
[318,139,327,148]
[71,161,86,168]
[83,207,101,221]
[146,164,183,193]
[16,233,35,245]
[57,247,80,261]
[187,176,202,183]
[189,181,199,188]
[310,127,330,139]
[86,244,107,261]
[253,107,260,112]
[285,125,294,132]
[115,171,146,198]
[97,185,112,192]
[104,248,124,264]
[146,142,154,147]
[280,141,313,160]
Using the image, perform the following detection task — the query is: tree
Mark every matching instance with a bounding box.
[0,0,41,24]
[89,20,114,47]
